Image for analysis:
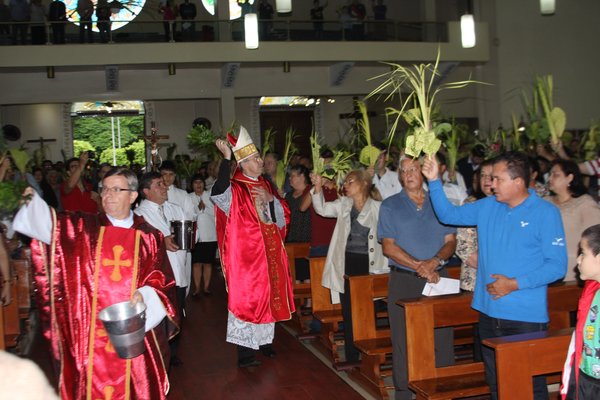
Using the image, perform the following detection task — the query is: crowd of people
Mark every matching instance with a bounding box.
[0,0,389,45]
[5,126,600,399]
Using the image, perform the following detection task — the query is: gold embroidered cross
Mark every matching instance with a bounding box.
[97,328,115,353]
[96,385,114,400]
[102,245,131,282]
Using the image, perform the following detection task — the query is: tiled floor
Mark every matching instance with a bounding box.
[29,268,365,399]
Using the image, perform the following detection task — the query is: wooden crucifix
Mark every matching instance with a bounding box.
[27,136,57,163]
[142,122,169,171]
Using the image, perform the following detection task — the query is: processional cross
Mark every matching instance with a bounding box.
[142,122,169,171]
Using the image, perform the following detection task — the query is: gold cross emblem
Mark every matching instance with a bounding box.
[97,328,115,353]
[102,245,132,282]
[96,385,114,400]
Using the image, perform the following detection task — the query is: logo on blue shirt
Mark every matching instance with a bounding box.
[552,238,565,246]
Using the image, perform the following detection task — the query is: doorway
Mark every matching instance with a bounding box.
[259,109,314,158]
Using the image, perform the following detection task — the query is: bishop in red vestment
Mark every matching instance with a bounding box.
[14,168,179,400]
[211,128,295,367]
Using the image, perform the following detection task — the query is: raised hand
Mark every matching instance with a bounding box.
[421,156,440,182]
[215,139,232,160]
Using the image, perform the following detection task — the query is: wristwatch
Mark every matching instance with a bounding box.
[433,255,446,267]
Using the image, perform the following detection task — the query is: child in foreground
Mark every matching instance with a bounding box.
[561,224,600,399]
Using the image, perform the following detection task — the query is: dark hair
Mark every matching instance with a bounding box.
[481,158,495,170]
[104,167,138,191]
[493,151,530,187]
[528,156,544,184]
[472,145,486,159]
[289,164,310,185]
[551,159,588,198]
[137,171,162,198]
[159,160,176,173]
[320,148,334,159]
[66,157,79,170]
[437,152,447,166]
[582,224,600,256]
[190,174,205,185]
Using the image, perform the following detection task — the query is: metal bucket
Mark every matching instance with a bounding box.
[98,301,147,359]
[171,220,195,250]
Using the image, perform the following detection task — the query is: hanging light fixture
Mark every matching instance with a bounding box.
[540,0,555,15]
[244,13,259,49]
[276,0,292,13]
[283,61,290,73]
[460,0,475,48]
[460,14,475,48]
[46,66,55,79]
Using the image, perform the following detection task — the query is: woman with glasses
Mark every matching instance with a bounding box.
[310,169,388,366]
[455,159,495,292]
[545,159,600,281]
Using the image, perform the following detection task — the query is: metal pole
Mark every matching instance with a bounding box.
[111,116,116,165]
[117,117,121,148]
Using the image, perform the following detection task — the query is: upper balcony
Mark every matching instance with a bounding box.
[0,19,489,68]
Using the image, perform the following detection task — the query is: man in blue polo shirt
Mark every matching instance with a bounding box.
[378,156,457,400]
[422,151,567,400]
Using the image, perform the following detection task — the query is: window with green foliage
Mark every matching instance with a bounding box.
[72,115,146,166]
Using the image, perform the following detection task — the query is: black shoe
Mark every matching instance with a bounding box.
[170,356,183,367]
[238,358,262,368]
[260,346,276,358]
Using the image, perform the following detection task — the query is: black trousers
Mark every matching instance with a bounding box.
[339,251,369,363]
[169,286,187,358]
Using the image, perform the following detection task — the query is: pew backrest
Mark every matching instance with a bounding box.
[483,328,573,400]
[348,273,389,342]
[309,257,341,314]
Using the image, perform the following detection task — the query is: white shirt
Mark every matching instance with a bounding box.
[135,199,189,287]
[372,168,402,200]
[188,191,217,243]
[167,185,196,220]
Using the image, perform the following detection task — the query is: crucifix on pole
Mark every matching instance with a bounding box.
[26,136,57,163]
[142,122,169,171]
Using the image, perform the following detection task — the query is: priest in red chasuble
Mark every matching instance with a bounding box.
[211,127,295,368]
[13,167,179,400]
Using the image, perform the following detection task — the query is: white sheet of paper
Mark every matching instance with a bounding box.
[421,277,460,296]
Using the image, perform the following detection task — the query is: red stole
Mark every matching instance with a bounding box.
[86,226,140,400]
[216,170,295,324]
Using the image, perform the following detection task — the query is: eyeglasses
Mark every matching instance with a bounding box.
[400,167,420,175]
[100,186,134,196]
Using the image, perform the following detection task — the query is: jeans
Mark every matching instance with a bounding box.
[479,313,549,400]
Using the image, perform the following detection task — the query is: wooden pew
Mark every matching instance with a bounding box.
[483,328,572,400]
[285,242,311,332]
[3,276,20,349]
[307,256,344,364]
[399,281,581,400]
[348,273,392,400]
[2,256,34,353]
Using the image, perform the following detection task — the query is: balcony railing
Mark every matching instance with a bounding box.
[0,19,448,46]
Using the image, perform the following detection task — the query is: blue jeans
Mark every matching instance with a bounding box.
[479,313,549,400]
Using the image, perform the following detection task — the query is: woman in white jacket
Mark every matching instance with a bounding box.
[311,169,388,364]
